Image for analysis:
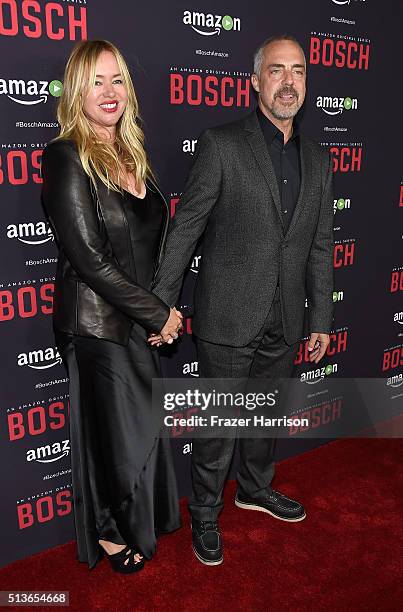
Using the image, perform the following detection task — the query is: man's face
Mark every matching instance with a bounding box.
[252,40,306,120]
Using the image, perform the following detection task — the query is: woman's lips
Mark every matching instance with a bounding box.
[99,101,118,113]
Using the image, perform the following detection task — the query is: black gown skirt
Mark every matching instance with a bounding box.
[56,186,181,569]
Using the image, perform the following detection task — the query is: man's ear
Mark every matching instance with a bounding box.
[251,73,260,93]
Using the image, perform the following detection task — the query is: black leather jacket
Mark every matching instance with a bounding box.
[41,139,170,345]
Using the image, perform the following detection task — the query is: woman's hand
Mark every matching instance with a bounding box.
[148,332,163,347]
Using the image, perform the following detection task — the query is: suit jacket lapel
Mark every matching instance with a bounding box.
[244,111,285,235]
[243,111,312,240]
[284,136,310,240]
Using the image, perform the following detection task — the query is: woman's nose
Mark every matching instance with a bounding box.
[102,83,116,97]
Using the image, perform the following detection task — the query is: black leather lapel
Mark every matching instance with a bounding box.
[146,177,170,272]
[92,179,137,280]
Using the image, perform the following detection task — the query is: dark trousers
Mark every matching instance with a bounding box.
[189,285,299,521]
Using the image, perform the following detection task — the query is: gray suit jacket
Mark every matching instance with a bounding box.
[152,110,334,347]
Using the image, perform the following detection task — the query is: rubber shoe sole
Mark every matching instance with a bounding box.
[192,545,223,566]
[235,497,306,522]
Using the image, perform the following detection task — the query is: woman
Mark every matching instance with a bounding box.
[41,40,182,573]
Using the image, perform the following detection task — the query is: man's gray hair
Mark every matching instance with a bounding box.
[253,34,306,75]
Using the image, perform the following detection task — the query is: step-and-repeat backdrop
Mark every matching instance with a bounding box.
[0,0,401,567]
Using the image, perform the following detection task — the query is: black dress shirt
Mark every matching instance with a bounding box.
[256,107,301,234]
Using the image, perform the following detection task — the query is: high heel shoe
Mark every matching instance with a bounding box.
[103,545,145,574]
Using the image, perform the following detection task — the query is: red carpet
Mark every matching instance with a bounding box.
[1,438,402,611]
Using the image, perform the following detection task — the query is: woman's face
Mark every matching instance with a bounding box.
[83,50,128,140]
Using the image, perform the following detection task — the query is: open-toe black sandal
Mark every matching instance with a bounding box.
[104,545,145,574]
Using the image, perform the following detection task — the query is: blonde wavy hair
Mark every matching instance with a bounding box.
[56,39,153,192]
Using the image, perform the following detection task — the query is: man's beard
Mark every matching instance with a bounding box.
[268,86,302,120]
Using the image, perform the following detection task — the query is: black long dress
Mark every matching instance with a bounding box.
[56,186,181,569]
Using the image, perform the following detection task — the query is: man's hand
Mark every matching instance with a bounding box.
[148,307,183,347]
[307,332,330,363]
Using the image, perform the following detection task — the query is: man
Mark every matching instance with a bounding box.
[151,34,334,565]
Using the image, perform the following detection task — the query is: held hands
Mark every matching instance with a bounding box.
[307,332,330,364]
[148,307,183,348]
